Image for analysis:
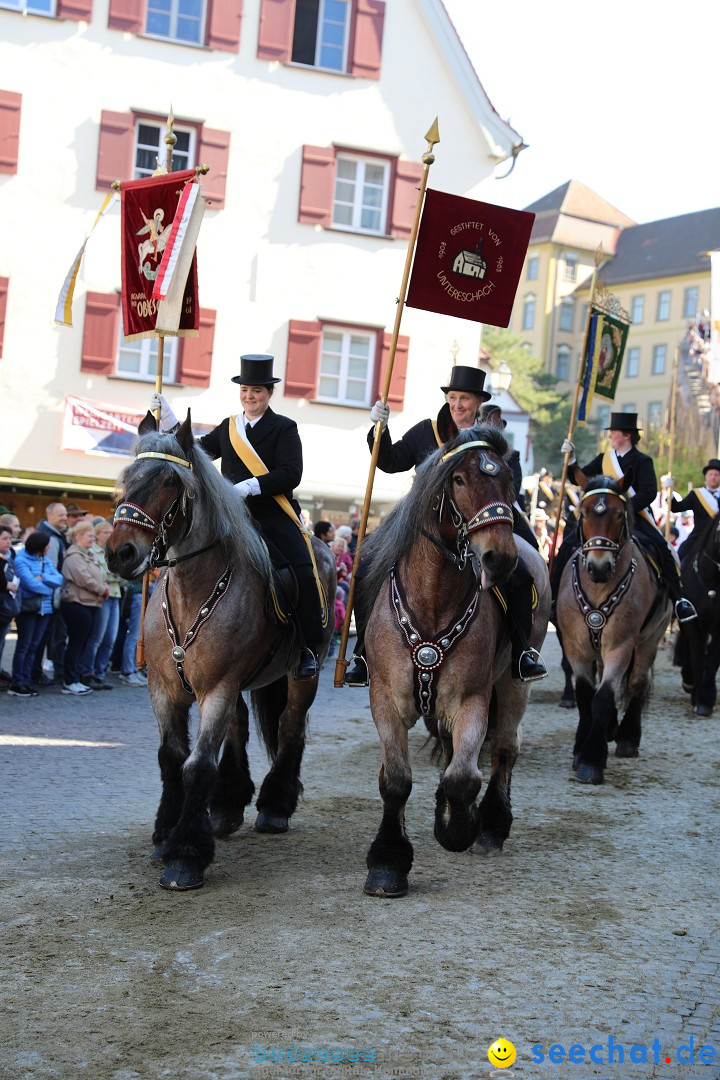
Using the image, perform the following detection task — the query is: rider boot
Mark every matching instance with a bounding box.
[292,564,323,680]
[344,576,370,687]
[507,559,548,682]
[655,541,697,623]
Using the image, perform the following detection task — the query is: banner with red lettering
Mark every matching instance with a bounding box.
[120,169,199,341]
[406,189,535,327]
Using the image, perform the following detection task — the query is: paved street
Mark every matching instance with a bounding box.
[1,628,719,1079]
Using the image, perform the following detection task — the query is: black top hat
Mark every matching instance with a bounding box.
[231,354,282,386]
[440,365,492,402]
[605,411,641,433]
[479,402,507,428]
[703,459,720,474]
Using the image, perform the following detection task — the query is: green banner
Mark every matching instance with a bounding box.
[591,309,630,401]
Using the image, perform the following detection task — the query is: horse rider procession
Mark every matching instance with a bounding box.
[96,340,715,897]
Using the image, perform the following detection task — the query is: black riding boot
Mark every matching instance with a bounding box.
[654,540,697,623]
[507,560,548,682]
[293,564,323,680]
[344,577,370,687]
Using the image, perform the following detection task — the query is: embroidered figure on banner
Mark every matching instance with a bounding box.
[137,208,167,280]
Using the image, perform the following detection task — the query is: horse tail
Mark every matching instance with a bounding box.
[251,677,289,761]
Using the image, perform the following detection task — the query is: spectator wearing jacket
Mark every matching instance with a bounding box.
[60,521,108,695]
[83,520,123,689]
[0,526,19,682]
[33,501,70,685]
[8,531,63,698]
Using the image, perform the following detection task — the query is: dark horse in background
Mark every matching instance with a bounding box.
[557,475,672,785]
[359,426,550,898]
[106,412,335,890]
[675,510,720,716]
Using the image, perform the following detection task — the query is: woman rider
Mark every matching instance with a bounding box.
[151,354,324,680]
[345,365,548,686]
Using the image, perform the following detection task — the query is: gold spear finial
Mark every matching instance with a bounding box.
[423,118,440,165]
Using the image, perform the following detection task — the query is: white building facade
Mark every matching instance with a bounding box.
[0,0,522,522]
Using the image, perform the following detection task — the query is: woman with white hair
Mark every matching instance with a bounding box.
[60,521,109,694]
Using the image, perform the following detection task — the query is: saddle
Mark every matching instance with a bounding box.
[259,532,299,626]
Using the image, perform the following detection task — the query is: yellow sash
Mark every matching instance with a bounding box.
[602,450,657,529]
[694,487,719,519]
[432,419,442,447]
[228,417,329,628]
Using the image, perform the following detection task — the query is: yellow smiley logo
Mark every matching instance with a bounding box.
[488,1038,517,1068]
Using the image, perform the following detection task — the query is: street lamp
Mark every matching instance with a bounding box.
[489,360,512,393]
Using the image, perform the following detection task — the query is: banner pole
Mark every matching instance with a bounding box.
[548,251,602,578]
[137,109,176,671]
[664,344,680,539]
[333,119,440,688]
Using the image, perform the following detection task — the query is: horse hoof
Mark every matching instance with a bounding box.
[254,810,289,833]
[682,681,694,694]
[472,833,503,856]
[210,812,244,839]
[572,763,604,785]
[151,844,166,864]
[559,696,576,709]
[695,704,712,717]
[159,861,204,890]
[363,867,408,898]
[572,753,581,770]
[615,741,639,758]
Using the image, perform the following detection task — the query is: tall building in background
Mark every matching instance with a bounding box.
[0,0,523,523]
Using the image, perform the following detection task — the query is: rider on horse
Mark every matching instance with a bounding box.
[151,354,324,680]
[667,457,720,563]
[554,411,697,624]
[345,365,548,686]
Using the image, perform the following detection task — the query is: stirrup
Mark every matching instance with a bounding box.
[675,598,698,624]
[514,648,548,683]
[344,654,369,687]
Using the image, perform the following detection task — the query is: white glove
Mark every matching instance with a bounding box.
[661,474,675,489]
[561,439,576,463]
[150,392,178,429]
[370,400,390,429]
[234,480,254,499]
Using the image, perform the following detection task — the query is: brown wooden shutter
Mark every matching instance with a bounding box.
[177,308,215,387]
[57,0,93,19]
[197,127,230,209]
[107,0,144,32]
[0,91,21,176]
[285,320,322,398]
[81,292,119,375]
[205,0,243,51]
[298,145,335,226]
[376,332,409,409]
[388,159,422,238]
[96,110,134,190]
[0,278,8,360]
[349,0,385,79]
[257,0,293,61]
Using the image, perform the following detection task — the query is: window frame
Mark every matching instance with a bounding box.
[0,0,55,13]
[116,331,179,384]
[331,151,390,236]
[144,0,208,46]
[651,344,667,375]
[626,347,640,378]
[647,401,663,429]
[315,324,376,407]
[558,297,575,333]
[522,294,535,331]
[556,344,571,382]
[683,286,699,319]
[656,290,671,322]
[630,295,644,324]
[596,405,610,430]
[292,0,351,73]
[526,255,539,281]
[133,116,197,179]
[563,254,578,283]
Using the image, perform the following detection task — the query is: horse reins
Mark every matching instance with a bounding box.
[578,487,629,564]
[573,486,636,648]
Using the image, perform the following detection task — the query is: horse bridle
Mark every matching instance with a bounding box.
[425,440,514,571]
[113,450,215,569]
[578,486,629,566]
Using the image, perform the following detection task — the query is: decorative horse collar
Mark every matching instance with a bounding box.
[390,566,479,717]
[161,567,234,693]
[571,551,637,650]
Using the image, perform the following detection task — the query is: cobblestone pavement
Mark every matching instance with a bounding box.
[1,629,719,1080]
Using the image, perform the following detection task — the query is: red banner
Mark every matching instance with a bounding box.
[120,169,199,340]
[406,189,535,328]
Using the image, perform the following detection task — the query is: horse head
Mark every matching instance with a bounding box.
[437,425,517,589]
[578,473,631,582]
[106,410,196,579]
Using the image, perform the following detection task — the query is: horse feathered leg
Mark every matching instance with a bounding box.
[150,687,191,859]
[209,694,255,838]
[365,701,413,898]
[474,672,524,855]
[434,698,488,853]
[254,676,309,833]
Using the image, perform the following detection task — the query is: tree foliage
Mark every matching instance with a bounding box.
[483,328,599,474]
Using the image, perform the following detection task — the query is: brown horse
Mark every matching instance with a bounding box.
[106,412,335,890]
[359,426,550,898]
[557,475,672,785]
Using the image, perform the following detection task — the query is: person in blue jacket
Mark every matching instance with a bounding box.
[9,531,63,698]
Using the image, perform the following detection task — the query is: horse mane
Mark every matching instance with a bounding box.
[581,474,635,531]
[362,424,509,608]
[116,428,270,577]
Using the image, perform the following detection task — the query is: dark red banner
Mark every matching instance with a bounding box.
[120,169,198,340]
[406,189,535,328]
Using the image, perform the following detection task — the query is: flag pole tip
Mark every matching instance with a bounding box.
[424,118,440,147]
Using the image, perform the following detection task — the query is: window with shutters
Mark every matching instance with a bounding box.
[134,120,195,177]
[292,0,349,70]
[332,154,389,234]
[146,0,206,44]
[117,332,178,382]
[317,327,374,405]
[258,0,385,79]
